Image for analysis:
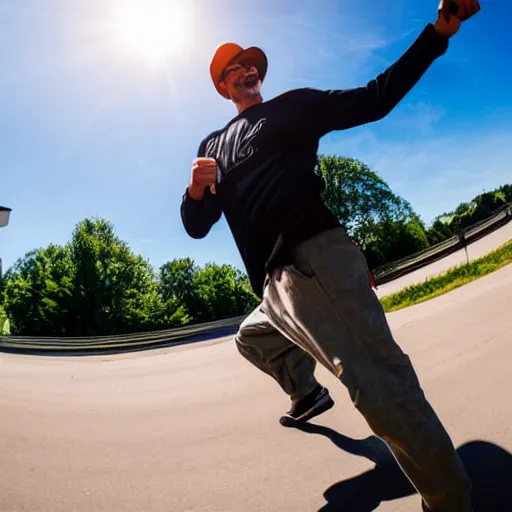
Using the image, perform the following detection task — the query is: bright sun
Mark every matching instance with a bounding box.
[114,0,193,62]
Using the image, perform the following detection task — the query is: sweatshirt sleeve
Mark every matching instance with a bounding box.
[180,140,222,239]
[304,24,450,136]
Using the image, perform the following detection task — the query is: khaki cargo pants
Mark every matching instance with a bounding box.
[235,227,472,512]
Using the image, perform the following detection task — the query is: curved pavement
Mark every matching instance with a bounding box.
[1,265,512,511]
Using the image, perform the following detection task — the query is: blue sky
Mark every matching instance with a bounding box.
[1,0,510,275]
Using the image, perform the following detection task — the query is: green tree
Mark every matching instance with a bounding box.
[454,202,473,216]
[365,217,430,269]
[500,184,512,202]
[193,263,258,322]
[157,258,197,328]
[316,155,423,249]
[159,258,196,311]
[2,244,75,336]
[70,217,162,336]
[440,186,511,233]
[0,304,10,335]
[159,259,258,324]
[426,219,455,245]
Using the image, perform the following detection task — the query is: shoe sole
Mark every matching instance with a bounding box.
[279,394,334,427]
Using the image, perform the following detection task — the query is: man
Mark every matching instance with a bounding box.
[181,2,480,510]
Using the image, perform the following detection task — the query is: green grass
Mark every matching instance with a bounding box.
[380,239,512,312]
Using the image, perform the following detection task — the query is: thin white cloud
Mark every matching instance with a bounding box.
[252,1,418,93]
[320,124,512,225]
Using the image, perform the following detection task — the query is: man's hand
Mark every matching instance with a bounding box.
[434,0,481,37]
[188,157,218,200]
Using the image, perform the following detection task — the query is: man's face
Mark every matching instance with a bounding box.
[220,61,261,102]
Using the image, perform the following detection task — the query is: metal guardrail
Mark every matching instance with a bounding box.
[373,206,511,286]
[0,315,247,355]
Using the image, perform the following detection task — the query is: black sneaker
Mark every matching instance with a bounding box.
[279,385,334,426]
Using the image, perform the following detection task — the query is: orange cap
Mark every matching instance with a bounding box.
[209,43,268,99]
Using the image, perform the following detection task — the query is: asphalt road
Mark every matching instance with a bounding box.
[1,265,512,511]
[374,220,512,297]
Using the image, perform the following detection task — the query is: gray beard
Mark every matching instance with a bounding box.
[243,85,260,97]
[234,83,261,101]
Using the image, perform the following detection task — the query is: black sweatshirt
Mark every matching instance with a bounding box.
[181,24,449,298]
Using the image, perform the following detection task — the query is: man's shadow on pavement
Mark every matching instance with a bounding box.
[287,422,512,511]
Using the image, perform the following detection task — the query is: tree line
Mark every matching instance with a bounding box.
[316,156,511,269]
[1,156,510,337]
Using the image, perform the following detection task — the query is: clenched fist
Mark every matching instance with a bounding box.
[435,0,481,37]
[188,157,217,200]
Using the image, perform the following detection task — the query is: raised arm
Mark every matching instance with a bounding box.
[307,1,480,135]
[306,22,452,137]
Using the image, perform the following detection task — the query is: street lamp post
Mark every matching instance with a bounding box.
[0,206,11,228]
[0,206,12,279]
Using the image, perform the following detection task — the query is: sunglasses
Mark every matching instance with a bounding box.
[222,62,254,82]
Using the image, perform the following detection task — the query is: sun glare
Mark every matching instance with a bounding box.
[114,0,193,62]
